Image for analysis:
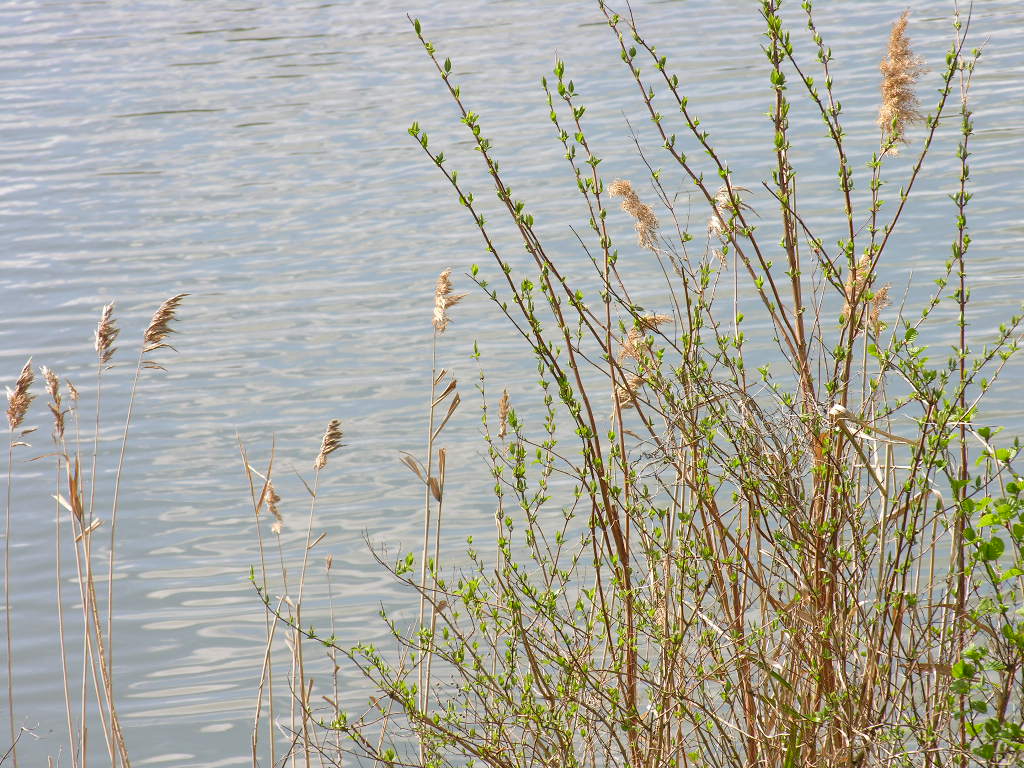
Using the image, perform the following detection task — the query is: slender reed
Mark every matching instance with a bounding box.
[4,358,33,768]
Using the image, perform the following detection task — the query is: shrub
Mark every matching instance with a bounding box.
[250,3,1024,766]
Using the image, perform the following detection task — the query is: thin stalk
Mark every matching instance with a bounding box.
[416,335,438,742]
[4,440,16,768]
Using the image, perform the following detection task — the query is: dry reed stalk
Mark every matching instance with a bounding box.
[104,294,186,766]
[240,443,279,768]
[608,179,658,249]
[4,357,33,768]
[44,369,79,768]
[296,419,343,767]
[878,11,926,150]
[412,269,465,760]
[325,554,343,756]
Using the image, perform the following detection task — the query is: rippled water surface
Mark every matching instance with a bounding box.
[2,0,1023,764]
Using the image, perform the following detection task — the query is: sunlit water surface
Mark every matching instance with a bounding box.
[1,0,1022,764]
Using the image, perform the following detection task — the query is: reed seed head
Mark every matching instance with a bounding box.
[621,315,671,361]
[314,419,344,471]
[95,302,119,365]
[708,185,750,241]
[497,389,510,440]
[608,179,658,249]
[869,283,891,334]
[143,293,188,355]
[615,374,644,410]
[878,11,925,151]
[266,480,283,534]
[433,268,467,334]
[41,366,65,440]
[843,253,873,322]
[6,358,34,431]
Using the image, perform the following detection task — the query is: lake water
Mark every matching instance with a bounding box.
[2,0,1023,764]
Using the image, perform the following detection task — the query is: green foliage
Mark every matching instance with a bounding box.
[256,3,1024,767]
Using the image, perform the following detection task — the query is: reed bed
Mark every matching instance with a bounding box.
[3,296,185,768]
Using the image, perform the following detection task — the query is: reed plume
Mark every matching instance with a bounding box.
[497,389,510,440]
[266,480,283,534]
[95,302,119,365]
[870,283,891,334]
[315,419,344,471]
[620,315,671,362]
[5,359,34,431]
[843,253,873,322]
[878,11,925,149]
[707,186,731,238]
[432,268,467,333]
[608,179,658,249]
[41,367,65,441]
[143,293,188,357]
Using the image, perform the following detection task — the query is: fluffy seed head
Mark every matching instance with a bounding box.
[95,303,119,365]
[615,374,645,410]
[6,358,34,431]
[143,294,188,355]
[608,179,659,250]
[869,283,891,334]
[41,366,65,440]
[708,185,750,240]
[433,269,467,334]
[843,253,874,324]
[878,12,926,151]
[315,419,344,471]
[497,389,510,440]
[266,480,283,534]
[621,315,672,361]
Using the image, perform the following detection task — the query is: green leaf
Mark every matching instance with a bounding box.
[979,537,1005,561]
[951,660,976,679]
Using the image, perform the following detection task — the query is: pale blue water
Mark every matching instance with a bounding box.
[1,0,1022,764]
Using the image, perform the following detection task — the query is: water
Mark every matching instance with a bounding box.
[1,0,1022,764]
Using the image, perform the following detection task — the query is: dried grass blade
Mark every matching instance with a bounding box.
[431,379,457,408]
[431,393,461,441]
[400,453,426,483]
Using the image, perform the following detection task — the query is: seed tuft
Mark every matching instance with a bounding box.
[608,179,658,249]
[433,269,467,334]
[143,294,188,355]
[6,358,34,431]
[315,419,344,471]
[878,11,926,151]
